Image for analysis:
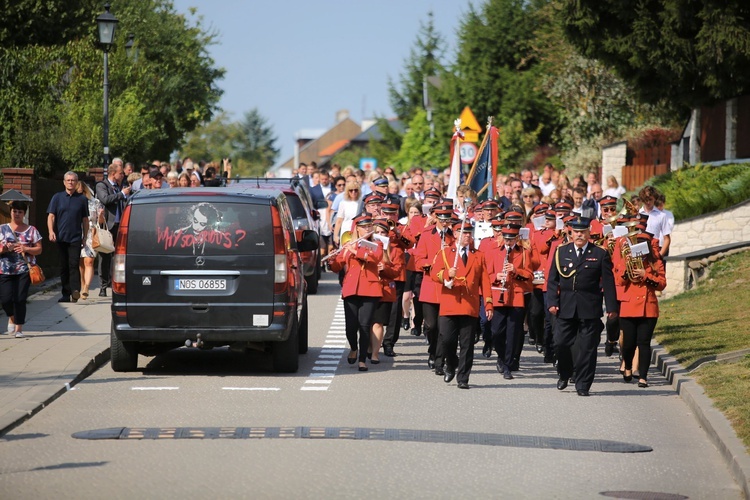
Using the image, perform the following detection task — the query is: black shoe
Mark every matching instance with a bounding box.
[544,354,555,364]
[411,327,422,337]
[370,359,380,365]
[604,341,615,357]
[457,381,469,389]
[347,351,357,364]
[99,288,107,297]
[536,344,544,354]
[427,355,435,369]
[510,362,520,372]
[503,371,513,380]
[495,361,504,374]
[402,317,410,330]
[383,347,395,357]
[435,366,445,376]
[443,370,455,383]
[58,296,71,303]
[577,389,590,396]
[528,338,535,346]
[482,344,492,358]
[638,380,649,388]
[557,379,568,391]
[358,365,368,372]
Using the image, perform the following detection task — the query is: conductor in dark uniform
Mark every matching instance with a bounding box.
[546,216,617,396]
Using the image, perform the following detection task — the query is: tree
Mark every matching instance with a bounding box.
[559,0,750,109]
[387,11,447,124]
[391,109,446,172]
[234,108,279,170]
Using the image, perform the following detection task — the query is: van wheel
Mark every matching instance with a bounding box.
[298,296,309,354]
[110,325,138,372]
[272,315,299,373]
[306,273,318,295]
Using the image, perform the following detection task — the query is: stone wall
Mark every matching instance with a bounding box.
[601,141,627,189]
[662,199,750,298]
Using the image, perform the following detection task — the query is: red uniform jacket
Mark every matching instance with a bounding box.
[404,215,427,272]
[543,233,566,292]
[412,226,455,304]
[486,244,534,307]
[430,246,492,317]
[379,243,405,302]
[530,228,556,291]
[613,249,666,318]
[329,240,384,299]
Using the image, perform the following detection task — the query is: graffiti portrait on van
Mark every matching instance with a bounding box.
[155,202,249,255]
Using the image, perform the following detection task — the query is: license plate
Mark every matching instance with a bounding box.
[174,279,226,291]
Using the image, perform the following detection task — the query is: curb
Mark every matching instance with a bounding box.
[652,343,750,498]
[0,341,110,437]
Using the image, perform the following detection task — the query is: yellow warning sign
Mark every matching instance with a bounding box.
[459,106,482,143]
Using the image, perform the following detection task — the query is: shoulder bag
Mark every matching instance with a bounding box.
[92,223,115,254]
[18,245,45,285]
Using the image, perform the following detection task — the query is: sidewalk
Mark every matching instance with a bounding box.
[0,279,747,496]
[0,278,111,436]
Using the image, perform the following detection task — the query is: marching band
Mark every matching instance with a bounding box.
[330,187,665,392]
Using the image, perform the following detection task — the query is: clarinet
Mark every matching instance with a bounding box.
[495,247,510,304]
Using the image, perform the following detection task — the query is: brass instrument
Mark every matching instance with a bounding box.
[321,230,374,263]
[621,227,646,282]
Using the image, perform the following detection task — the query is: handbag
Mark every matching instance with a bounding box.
[92,223,115,254]
[20,250,45,285]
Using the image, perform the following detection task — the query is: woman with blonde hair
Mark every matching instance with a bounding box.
[521,187,537,217]
[603,175,627,198]
[77,180,104,300]
[333,180,361,246]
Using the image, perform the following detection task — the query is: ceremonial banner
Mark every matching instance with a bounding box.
[465,121,499,201]
[446,118,463,202]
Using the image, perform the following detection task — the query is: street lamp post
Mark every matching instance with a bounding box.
[97,3,118,178]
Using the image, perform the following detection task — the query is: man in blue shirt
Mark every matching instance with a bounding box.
[47,171,89,302]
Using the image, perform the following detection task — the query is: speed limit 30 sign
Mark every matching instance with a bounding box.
[459,143,478,164]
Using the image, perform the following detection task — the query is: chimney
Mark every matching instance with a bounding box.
[335,109,350,123]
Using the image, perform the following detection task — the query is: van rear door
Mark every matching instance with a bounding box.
[123,199,276,329]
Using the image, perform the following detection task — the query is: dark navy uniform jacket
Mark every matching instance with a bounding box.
[546,242,617,320]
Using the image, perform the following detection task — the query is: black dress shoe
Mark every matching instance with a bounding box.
[543,354,555,364]
[99,288,107,297]
[435,366,445,376]
[557,379,568,391]
[604,341,615,357]
[383,347,395,357]
[577,389,590,396]
[536,344,544,354]
[503,371,513,380]
[402,317,410,330]
[443,370,455,383]
[528,338,535,346]
[411,327,422,337]
[58,296,71,303]
[482,344,492,358]
[457,381,469,389]
[638,380,649,388]
[427,356,435,369]
[347,351,357,364]
[358,365,368,372]
[495,362,503,374]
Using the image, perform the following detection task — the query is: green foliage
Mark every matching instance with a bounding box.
[0,0,224,175]
[559,0,750,110]
[388,11,447,124]
[497,116,542,171]
[180,108,279,176]
[646,163,750,221]
[391,109,447,173]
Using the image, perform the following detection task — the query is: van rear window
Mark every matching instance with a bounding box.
[286,196,307,220]
[126,202,273,255]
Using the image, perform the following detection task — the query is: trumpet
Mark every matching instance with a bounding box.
[321,230,374,263]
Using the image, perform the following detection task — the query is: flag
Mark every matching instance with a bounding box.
[446,129,462,202]
[465,125,499,202]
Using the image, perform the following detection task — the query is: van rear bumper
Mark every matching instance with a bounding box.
[113,322,291,343]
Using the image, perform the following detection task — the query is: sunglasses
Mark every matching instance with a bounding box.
[349,189,359,192]
[336,183,345,187]
[523,195,534,198]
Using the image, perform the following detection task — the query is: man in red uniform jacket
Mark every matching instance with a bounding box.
[431,222,493,389]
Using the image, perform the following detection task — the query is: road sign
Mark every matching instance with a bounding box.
[459,143,478,164]
[360,158,377,171]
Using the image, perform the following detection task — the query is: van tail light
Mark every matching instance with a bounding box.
[271,206,288,293]
[112,205,130,295]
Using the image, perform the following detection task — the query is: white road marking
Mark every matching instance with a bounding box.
[221,387,280,391]
[305,380,331,384]
[300,298,349,391]
[131,387,179,391]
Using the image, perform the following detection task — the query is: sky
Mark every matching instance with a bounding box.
[170,0,464,167]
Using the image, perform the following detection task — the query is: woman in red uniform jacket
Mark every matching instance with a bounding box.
[369,218,404,364]
[613,232,666,387]
[329,213,384,371]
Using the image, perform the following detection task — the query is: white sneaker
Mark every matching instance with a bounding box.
[15,332,24,338]
[6,319,14,334]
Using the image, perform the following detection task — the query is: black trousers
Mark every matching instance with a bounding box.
[439,315,475,384]
[57,241,82,298]
[605,301,621,343]
[0,273,31,324]
[422,302,441,360]
[411,271,424,332]
[491,306,525,372]
[529,289,546,345]
[554,315,604,391]
[620,316,658,381]
[98,223,118,289]
[478,296,492,344]
[383,280,405,349]
[343,296,379,363]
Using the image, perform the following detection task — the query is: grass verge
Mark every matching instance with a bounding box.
[655,249,750,451]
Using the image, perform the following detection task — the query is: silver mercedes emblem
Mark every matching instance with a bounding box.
[195,257,205,267]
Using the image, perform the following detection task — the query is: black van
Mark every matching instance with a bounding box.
[109,186,318,373]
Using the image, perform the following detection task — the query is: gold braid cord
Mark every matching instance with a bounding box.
[554,244,577,279]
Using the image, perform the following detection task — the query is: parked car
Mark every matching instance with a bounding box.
[109,185,318,373]
[238,178,327,293]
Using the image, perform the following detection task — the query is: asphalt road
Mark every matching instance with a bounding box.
[0,274,742,499]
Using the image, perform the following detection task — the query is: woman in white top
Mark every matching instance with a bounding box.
[333,180,361,246]
[603,175,627,198]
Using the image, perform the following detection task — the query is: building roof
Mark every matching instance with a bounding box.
[274,117,362,171]
[351,118,405,143]
[318,139,350,157]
